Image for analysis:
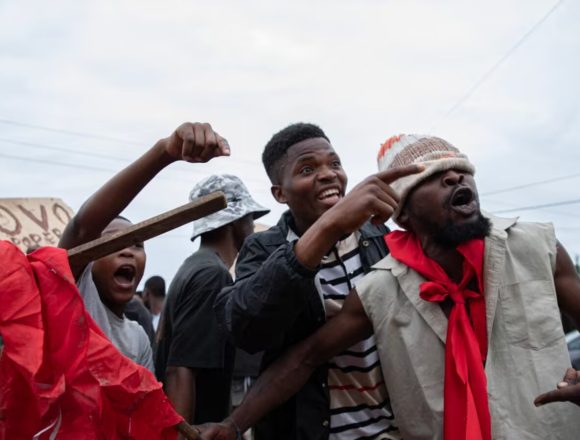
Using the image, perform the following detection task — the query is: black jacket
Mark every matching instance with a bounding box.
[214,211,390,440]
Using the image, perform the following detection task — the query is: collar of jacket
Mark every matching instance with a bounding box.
[276,209,389,241]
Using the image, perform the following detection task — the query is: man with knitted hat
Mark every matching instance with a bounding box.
[155,174,269,425]
[199,136,580,440]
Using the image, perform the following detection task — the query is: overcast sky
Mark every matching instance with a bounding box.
[1,0,580,286]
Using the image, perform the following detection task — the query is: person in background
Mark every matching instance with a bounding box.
[144,275,166,332]
[155,174,269,425]
[125,294,155,344]
[58,121,230,372]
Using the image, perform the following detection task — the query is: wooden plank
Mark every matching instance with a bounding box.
[67,191,226,267]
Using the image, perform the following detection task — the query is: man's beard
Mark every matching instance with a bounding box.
[432,213,491,247]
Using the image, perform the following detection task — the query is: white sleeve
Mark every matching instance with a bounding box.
[136,326,155,374]
[76,262,113,339]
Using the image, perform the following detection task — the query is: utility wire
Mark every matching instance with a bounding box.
[0,117,263,167]
[492,197,580,214]
[0,152,123,173]
[0,152,274,198]
[0,137,134,162]
[432,0,564,128]
[0,118,142,145]
[485,196,580,218]
[3,135,579,211]
[481,170,580,196]
[12,128,572,200]
[0,136,270,184]
[0,152,202,184]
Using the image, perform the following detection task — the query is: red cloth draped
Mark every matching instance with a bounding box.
[385,231,491,440]
[0,242,182,439]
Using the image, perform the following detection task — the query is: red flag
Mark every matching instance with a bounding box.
[0,242,183,439]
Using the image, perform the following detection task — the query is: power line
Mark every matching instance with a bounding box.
[432,0,564,128]
[0,152,122,173]
[0,118,143,145]
[0,117,263,168]
[0,136,210,174]
[492,197,580,214]
[484,196,580,218]
[481,170,580,196]
[0,152,199,184]
[0,136,270,184]
[0,137,134,162]
[0,152,274,199]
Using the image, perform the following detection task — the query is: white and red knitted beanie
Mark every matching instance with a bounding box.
[377,134,475,222]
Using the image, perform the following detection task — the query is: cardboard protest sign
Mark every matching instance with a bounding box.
[0,198,74,252]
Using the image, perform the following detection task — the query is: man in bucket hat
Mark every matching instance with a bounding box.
[155,174,269,425]
[200,135,580,440]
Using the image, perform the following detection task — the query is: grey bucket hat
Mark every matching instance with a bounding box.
[189,174,270,240]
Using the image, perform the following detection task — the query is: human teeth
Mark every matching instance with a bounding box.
[320,189,339,199]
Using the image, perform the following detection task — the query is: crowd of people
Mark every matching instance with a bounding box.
[3,120,580,439]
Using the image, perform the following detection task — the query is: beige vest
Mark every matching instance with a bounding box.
[356,215,580,439]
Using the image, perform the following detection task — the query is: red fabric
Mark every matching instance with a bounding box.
[385,231,491,440]
[0,242,183,439]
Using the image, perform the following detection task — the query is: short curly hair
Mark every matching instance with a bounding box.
[262,123,330,184]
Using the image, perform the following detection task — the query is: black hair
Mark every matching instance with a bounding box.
[262,123,330,184]
[144,275,165,298]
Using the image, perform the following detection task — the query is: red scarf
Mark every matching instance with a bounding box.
[385,231,491,440]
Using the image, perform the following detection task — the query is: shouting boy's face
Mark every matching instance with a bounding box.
[92,218,146,316]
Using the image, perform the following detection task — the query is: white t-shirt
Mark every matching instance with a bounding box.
[152,313,160,333]
[77,263,154,372]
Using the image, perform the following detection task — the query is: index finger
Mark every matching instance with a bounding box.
[377,164,425,184]
[534,386,579,406]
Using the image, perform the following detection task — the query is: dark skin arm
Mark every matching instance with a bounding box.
[197,290,373,439]
[553,241,580,328]
[58,122,230,278]
[165,366,198,423]
[535,241,580,407]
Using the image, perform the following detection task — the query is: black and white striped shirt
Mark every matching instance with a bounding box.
[315,232,399,440]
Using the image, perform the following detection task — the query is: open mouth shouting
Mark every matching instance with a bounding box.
[317,187,342,207]
[449,186,478,217]
[113,264,137,290]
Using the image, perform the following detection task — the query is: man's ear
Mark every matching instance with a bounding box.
[397,209,411,231]
[271,185,287,204]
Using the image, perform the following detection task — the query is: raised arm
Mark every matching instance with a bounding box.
[201,289,373,439]
[58,122,229,277]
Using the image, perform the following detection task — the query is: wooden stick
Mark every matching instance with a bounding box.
[67,192,226,268]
